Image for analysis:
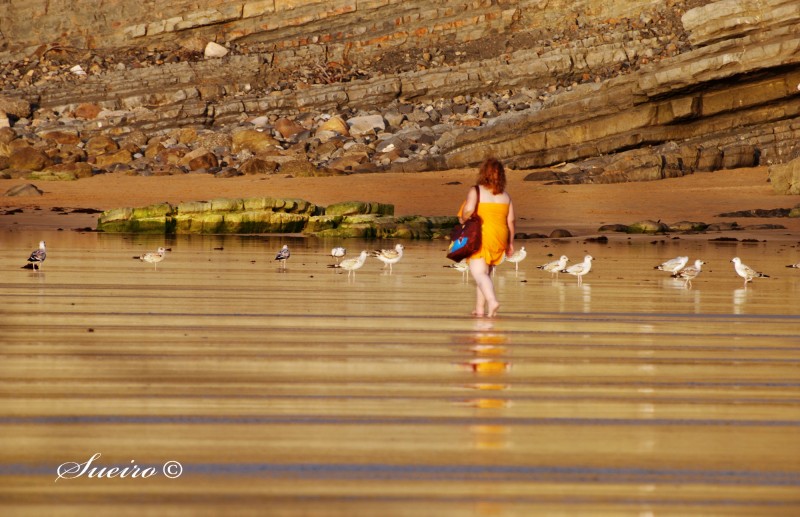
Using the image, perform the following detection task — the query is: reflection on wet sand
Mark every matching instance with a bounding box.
[1,232,799,514]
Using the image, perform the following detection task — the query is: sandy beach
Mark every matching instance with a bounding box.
[1,166,799,239]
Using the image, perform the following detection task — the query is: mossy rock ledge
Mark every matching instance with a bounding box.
[97,197,458,239]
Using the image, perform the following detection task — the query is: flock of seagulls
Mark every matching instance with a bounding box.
[19,241,794,289]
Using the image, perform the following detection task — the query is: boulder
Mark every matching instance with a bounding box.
[86,135,119,155]
[279,159,322,177]
[204,41,229,59]
[347,114,385,137]
[668,221,709,232]
[598,224,629,233]
[39,130,81,145]
[549,229,573,238]
[0,95,31,119]
[626,220,670,234]
[239,157,278,175]
[180,148,219,170]
[9,147,51,171]
[274,118,306,140]
[4,183,43,197]
[41,162,94,179]
[318,116,349,136]
[94,149,133,168]
[231,129,280,154]
[769,157,800,195]
[73,103,102,120]
[26,170,77,181]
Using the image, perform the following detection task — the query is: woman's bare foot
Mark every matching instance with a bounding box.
[487,301,500,318]
[472,309,485,317]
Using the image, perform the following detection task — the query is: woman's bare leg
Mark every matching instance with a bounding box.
[469,258,499,317]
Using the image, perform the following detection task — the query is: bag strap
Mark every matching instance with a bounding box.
[473,185,480,217]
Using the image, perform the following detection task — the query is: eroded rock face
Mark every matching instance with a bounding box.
[0,0,798,186]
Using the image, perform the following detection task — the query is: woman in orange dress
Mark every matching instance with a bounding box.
[458,157,516,317]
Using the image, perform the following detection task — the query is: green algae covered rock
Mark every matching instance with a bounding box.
[626,220,670,234]
[325,201,394,216]
[97,196,444,238]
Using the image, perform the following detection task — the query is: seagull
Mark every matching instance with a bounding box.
[731,257,769,287]
[655,256,689,274]
[444,259,469,282]
[786,261,800,269]
[26,240,46,270]
[538,255,569,278]
[561,255,593,285]
[135,247,167,270]
[329,250,368,278]
[330,246,346,264]
[505,246,527,272]
[275,244,290,269]
[371,243,404,273]
[672,259,705,288]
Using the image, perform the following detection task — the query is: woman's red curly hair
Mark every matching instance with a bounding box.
[477,157,506,195]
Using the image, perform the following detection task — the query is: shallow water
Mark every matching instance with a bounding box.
[1,231,799,515]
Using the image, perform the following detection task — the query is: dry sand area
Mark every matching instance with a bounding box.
[1,166,799,239]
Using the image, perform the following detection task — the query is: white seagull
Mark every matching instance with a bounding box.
[505,246,527,272]
[672,259,705,288]
[330,246,346,264]
[786,261,800,269]
[26,240,47,270]
[275,244,290,269]
[444,259,469,282]
[538,255,569,278]
[561,255,593,285]
[329,250,368,278]
[371,243,404,273]
[731,257,769,287]
[654,256,689,274]
[136,246,167,270]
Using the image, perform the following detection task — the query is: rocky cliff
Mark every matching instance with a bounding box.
[1,0,799,191]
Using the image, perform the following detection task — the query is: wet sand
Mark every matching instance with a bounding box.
[1,228,799,514]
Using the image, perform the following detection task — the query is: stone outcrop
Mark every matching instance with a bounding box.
[769,156,800,195]
[97,198,457,238]
[0,0,798,186]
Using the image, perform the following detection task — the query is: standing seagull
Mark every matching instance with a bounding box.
[505,246,527,272]
[731,257,769,287]
[537,255,569,279]
[372,243,404,273]
[275,244,290,270]
[26,240,47,270]
[654,256,689,274]
[672,259,705,288]
[329,250,368,279]
[330,246,346,264]
[561,255,594,285]
[444,259,469,282]
[136,247,167,270]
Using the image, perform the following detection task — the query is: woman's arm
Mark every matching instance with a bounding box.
[459,187,478,223]
[506,199,516,256]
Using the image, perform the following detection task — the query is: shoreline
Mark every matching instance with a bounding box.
[1,167,799,240]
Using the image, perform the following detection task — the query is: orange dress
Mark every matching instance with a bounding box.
[458,200,510,266]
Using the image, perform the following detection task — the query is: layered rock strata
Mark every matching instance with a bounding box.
[0,0,798,187]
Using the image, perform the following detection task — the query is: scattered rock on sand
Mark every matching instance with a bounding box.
[4,183,43,196]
